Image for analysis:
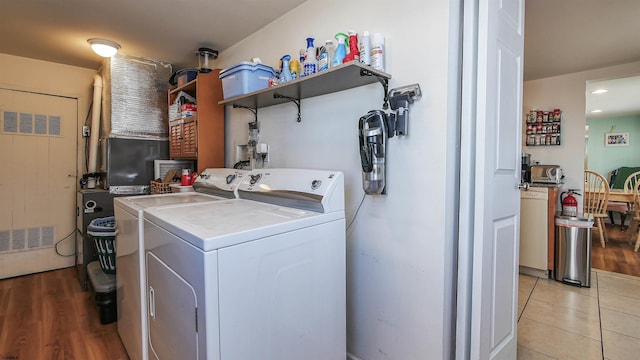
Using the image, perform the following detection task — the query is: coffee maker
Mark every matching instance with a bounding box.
[521,153,531,183]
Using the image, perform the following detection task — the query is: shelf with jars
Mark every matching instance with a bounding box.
[525,108,561,146]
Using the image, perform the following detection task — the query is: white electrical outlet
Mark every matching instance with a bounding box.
[257,143,269,154]
[82,126,90,137]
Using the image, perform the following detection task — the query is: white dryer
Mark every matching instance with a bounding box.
[143,168,346,360]
[114,168,248,360]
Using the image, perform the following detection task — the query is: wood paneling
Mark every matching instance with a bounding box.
[0,267,129,359]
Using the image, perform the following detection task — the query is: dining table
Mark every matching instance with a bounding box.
[607,188,636,202]
[583,188,635,203]
[585,188,637,241]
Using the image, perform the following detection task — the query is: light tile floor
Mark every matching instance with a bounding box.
[518,270,640,359]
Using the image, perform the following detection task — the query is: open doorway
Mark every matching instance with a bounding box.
[584,75,640,276]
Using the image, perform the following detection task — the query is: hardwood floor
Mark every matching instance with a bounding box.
[0,266,129,360]
[592,223,640,277]
[1,225,637,359]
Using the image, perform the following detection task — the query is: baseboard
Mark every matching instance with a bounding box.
[519,265,549,279]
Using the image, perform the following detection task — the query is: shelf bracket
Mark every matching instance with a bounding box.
[360,68,389,110]
[232,104,258,123]
[273,93,301,122]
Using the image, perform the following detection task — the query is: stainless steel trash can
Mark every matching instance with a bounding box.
[554,214,594,287]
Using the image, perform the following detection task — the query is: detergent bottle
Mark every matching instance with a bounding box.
[332,32,348,67]
[342,30,360,63]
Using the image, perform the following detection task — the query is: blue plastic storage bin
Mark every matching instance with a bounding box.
[219,62,276,99]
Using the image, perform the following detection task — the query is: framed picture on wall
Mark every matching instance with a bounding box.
[605,132,630,147]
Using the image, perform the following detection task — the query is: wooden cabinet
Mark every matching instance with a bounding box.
[168,71,224,172]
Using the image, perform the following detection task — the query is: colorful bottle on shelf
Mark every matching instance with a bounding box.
[324,40,335,69]
[332,32,348,67]
[371,32,385,72]
[342,30,360,63]
[280,55,293,83]
[290,58,299,79]
[317,43,329,72]
[303,37,317,76]
[299,49,306,78]
[359,31,371,65]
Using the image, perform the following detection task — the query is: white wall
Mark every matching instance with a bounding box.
[523,60,640,208]
[218,0,459,359]
[586,115,640,178]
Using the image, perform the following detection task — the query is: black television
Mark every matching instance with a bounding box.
[102,137,169,193]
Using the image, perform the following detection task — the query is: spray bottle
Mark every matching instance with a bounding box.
[279,55,293,83]
[342,30,360,63]
[332,32,348,67]
[303,37,317,76]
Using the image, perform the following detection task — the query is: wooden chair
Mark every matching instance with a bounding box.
[628,181,640,251]
[584,170,609,247]
[607,171,640,228]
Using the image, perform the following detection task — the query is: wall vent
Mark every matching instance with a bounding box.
[0,226,56,253]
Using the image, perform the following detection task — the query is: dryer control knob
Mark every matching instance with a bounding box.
[250,174,262,185]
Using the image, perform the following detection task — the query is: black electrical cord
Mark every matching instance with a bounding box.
[347,192,367,231]
[233,160,250,169]
[55,228,78,257]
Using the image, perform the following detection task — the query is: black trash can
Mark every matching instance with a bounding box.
[554,214,594,287]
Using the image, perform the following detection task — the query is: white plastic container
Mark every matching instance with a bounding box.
[359,31,371,65]
[170,184,194,193]
[371,33,385,72]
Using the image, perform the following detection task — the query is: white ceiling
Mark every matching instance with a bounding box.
[0,0,308,70]
[1,0,639,118]
[525,0,640,119]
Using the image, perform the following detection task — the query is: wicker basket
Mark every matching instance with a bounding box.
[150,180,173,194]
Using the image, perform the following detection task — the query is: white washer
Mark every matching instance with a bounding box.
[114,168,248,360]
[143,168,346,360]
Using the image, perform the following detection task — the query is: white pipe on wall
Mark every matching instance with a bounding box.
[87,73,103,189]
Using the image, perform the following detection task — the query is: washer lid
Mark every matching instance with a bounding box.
[115,192,224,213]
[144,199,344,251]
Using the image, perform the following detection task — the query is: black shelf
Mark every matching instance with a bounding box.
[219,61,391,110]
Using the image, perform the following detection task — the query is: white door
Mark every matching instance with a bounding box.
[0,89,77,278]
[146,252,198,360]
[457,0,524,359]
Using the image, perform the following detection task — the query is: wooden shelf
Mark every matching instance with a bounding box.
[168,71,225,172]
[219,61,391,109]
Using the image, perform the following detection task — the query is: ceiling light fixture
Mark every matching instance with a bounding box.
[591,89,608,94]
[591,109,603,113]
[88,38,120,57]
